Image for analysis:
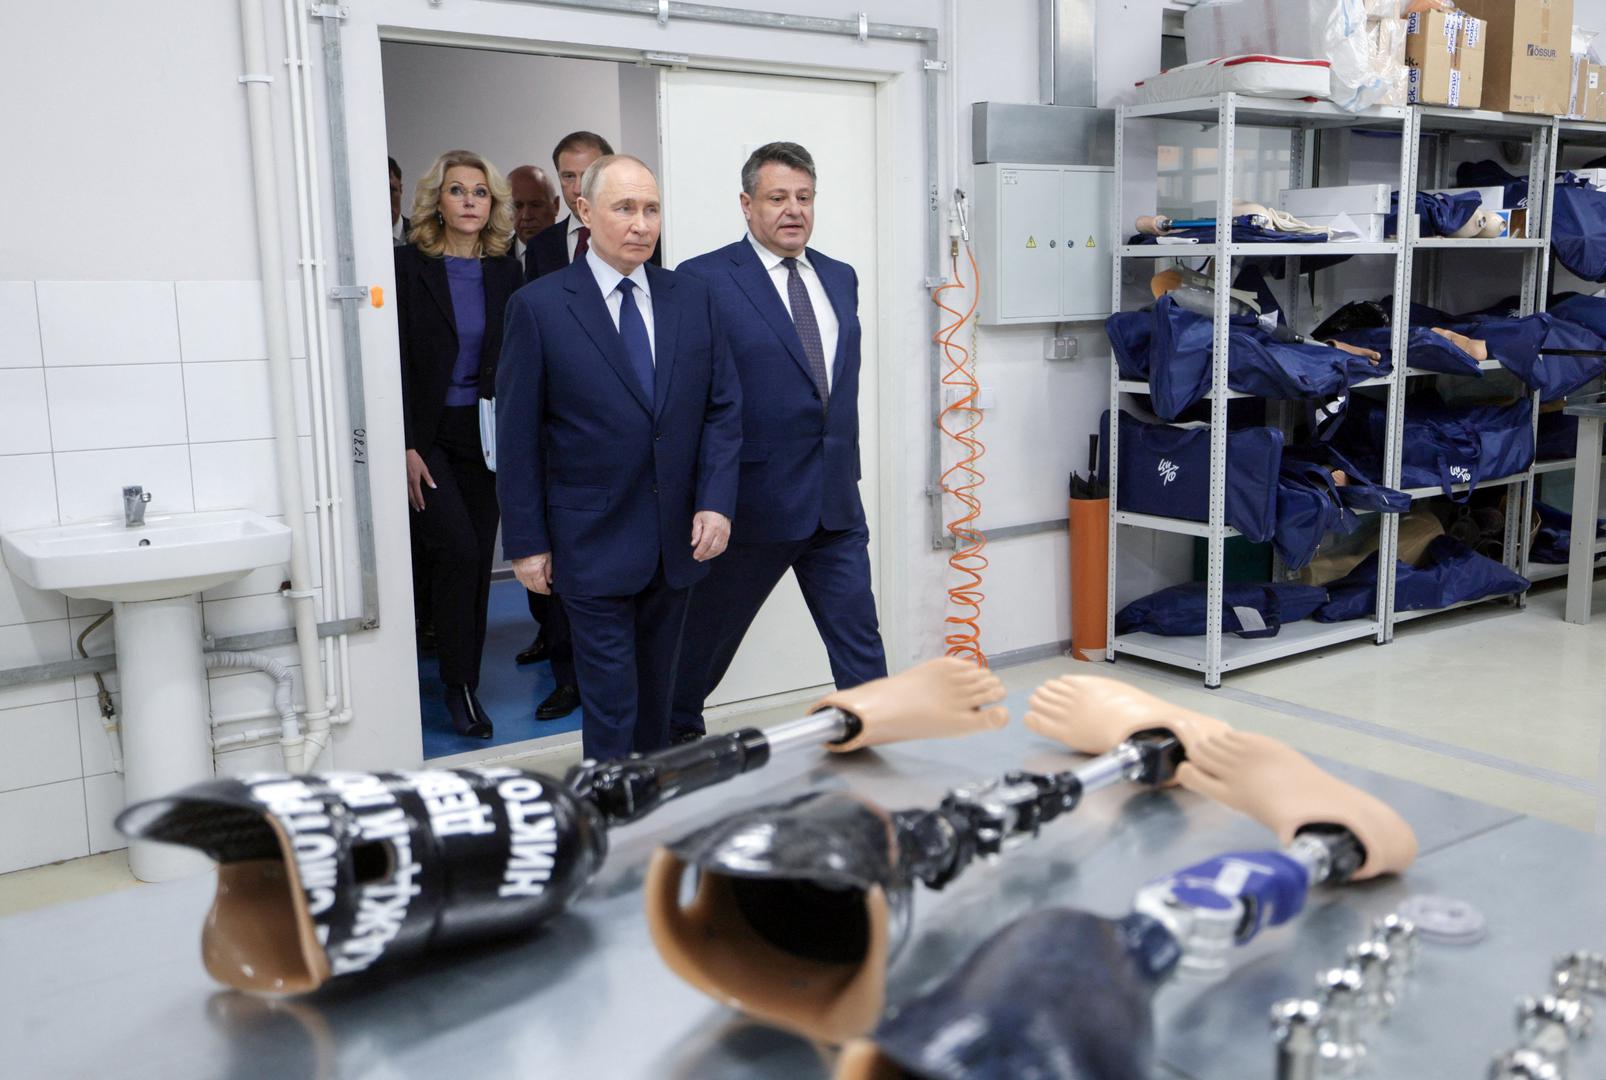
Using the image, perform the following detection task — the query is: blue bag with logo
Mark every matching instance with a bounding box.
[1117,581,1330,639]
[1315,535,1529,621]
[1115,410,1282,542]
[1274,459,1362,571]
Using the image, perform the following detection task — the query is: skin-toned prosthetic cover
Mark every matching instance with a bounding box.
[816,658,1009,754]
[644,791,912,1044]
[1177,730,1418,879]
[834,908,1180,1080]
[1022,674,1231,760]
[116,767,607,993]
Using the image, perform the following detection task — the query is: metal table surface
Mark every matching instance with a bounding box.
[2,720,1599,1080]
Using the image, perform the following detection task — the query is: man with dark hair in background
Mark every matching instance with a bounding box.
[389,156,410,247]
[669,141,886,744]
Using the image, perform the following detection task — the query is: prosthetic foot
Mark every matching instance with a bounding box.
[116,767,607,993]
[817,657,1008,754]
[835,908,1179,1080]
[1433,326,1490,361]
[1177,730,1418,879]
[1023,674,1232,758]
[646,732,1187,1044]
[1325,339,1383,365]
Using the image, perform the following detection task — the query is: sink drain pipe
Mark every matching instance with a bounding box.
[206,652,303,769]
[238,0,330,770]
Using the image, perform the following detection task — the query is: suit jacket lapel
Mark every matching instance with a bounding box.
[729,240,817,388]
[648,266,679,417]
[562,260,653,415]
[419,253,456,337]
[814,251,854,384]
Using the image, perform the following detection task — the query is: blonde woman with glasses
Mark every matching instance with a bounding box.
[394,149,521,740]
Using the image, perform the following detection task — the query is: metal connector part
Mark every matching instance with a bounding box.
[1316,967,1368,1077]
[1346,940,1397,1021]
[1271,997,1324,1080]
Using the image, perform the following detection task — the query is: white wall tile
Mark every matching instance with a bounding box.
[0,779,88,874]
[54,444,193,523]
[0,282,42,368]
[0,573,66,629]
[0,700,82,793]
[183,359,312,443]
[83,771,127,854]
[45,364,188,451]
[0,621,73,711]
[190,435,314,516]
[0,369,52,455]
[175,280,305,363]
[36,281,179,367]
[67,596,111,618]
[0,677,73,714]
[76,693,120,778]
[201,592,300,640]
[0,454,58,531]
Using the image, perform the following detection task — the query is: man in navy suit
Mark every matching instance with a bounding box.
[497,154,742,761]
[670,142,887,743]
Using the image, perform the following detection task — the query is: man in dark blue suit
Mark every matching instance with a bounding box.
[670,142,887,743]
[497,154,742,761]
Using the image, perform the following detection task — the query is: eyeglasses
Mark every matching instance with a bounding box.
[443,184,491,202]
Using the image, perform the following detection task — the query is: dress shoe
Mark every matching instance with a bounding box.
[515,634,551,665]
[671,730,704,746]
[445,683,493,739]
[536,683,581,721]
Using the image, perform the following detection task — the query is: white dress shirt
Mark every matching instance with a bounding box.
[747,231,837,390]
[392,215,406,246]
[585,248,656,364]
[513,236,528,262]
[566,215,586,263]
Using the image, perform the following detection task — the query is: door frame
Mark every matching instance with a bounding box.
[352,2,937,750]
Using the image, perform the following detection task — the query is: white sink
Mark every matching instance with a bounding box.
[1,510,291,602]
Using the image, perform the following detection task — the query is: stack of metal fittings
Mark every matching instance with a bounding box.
[1269,912,1419,1078]
[1488,951,1605,1078]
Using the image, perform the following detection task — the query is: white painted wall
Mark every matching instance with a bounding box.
[381,44,663,202]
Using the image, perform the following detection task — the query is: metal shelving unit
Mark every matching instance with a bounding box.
[1105,93,1415,686]
[1105,97,1570,686]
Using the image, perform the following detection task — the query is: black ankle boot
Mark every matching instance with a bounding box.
[445,683,493,739]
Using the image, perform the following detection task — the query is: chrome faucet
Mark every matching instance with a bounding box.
[123,485,151,528]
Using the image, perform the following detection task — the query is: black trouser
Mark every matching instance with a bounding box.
[526,588,578,687]
[413,407,499,688]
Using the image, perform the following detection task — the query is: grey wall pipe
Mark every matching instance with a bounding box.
[1040,0,1097,108]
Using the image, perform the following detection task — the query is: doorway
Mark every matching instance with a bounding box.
[380,44,883,760]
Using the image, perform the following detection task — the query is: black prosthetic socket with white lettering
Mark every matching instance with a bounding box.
[116,766,606,985]
[868,908,1181,1080]
[666,790,917,966]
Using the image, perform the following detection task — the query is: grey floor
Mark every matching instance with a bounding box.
[3,575,1602,917]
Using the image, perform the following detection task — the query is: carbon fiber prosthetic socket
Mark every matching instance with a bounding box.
[116,767,607,993]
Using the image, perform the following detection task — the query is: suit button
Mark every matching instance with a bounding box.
[655,431,662,441]
[652,484,659,494]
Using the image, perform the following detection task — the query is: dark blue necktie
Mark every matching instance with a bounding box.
[782,257,829,406]
[615,278,654,399]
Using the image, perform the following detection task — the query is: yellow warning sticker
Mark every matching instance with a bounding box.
[1086,236,1097,248]
[1026,236,1037,249]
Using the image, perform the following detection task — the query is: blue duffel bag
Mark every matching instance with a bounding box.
[1115,410,1282,542]
[1550,292,1606,338]
[1456,160,1606,282]
[1274,459,1361,571]
[1335,392,1532,501]
[1315,535,1529,622]
[1328,324,1482,378]
[1117,582,1329,639]
[1531,501,1606,565]
[1106,297,1352,420]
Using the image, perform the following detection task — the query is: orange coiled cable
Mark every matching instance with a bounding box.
[932,243,988,666]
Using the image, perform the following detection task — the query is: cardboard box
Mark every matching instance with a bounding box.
[1405,10,1487,108]
[1492,207,1528,238]
[1279,183,1392,219]
[1570,58,1606,119]
[1574,167,1606,189]
[1456,0,1575,115]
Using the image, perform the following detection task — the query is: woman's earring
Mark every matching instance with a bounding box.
[435,211,444,225]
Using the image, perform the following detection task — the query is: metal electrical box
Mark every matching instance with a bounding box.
[974,163,1114,326]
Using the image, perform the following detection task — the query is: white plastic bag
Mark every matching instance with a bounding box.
[1184,0,1412,112]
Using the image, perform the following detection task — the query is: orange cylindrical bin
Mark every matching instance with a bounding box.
[1068,496,1110,662]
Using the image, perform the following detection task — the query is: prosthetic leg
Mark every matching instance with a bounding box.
[1023,673,1231,767]
[645,727,1191,1043]
[835,748,1419,1079]
[116,658,1006,994]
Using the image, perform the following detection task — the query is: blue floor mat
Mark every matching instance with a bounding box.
[419,579,584,760]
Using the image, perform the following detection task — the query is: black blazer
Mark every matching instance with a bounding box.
[394,243,522,455]
[525,217,663,280]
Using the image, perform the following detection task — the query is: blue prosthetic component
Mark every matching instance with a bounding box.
[1157,849,1311,945]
